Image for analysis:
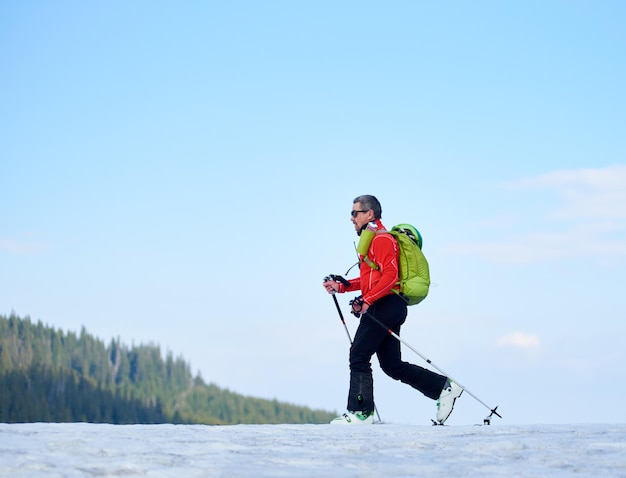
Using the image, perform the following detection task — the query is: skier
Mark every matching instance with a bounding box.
[323,195,463,425]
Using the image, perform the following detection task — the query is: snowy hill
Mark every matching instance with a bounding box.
[1,422,625,477]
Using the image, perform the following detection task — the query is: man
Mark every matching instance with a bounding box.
[323,195,463,425]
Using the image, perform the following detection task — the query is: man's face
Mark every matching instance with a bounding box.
[350,202,374,234]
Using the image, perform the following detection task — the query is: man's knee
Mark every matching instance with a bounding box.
[380,361,403,381]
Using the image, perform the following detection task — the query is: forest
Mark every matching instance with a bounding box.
[0,313,335,424]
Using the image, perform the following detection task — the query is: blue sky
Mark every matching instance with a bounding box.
[2,1,625,425]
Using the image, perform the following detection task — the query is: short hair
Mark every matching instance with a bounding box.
[353,195,382,219]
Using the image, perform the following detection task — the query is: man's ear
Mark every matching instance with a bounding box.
[366,210,376,222]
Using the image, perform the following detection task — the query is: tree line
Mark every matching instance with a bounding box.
[0,313,335,424]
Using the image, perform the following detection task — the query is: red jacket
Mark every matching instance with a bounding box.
[339,220,400,305]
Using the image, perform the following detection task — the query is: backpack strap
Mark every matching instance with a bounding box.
[356,226,387,271]
[362,255,379,270]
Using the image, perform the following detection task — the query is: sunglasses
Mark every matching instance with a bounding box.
[351,209,369,218]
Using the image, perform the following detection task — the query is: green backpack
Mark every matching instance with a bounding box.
[358,223,431,306]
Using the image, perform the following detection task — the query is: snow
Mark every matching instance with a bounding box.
[1,423,625,477]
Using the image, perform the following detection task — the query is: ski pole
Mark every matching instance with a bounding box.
[355,305,501,422]
[324,275,353,343]
[329,285,353,345]
[324,275,383,424]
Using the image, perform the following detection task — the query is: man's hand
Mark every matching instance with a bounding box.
[350,297,370,316]
[323,279,340,294]
[358,301,370,315]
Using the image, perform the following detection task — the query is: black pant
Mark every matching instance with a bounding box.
[347,293,447,414]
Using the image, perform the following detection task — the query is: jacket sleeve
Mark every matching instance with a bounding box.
[362,234,399,305]
[337,277,360,293]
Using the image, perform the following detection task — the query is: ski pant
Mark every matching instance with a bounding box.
[347,293,448,414]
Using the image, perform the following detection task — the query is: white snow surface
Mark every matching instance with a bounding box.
[1,423,625,477]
